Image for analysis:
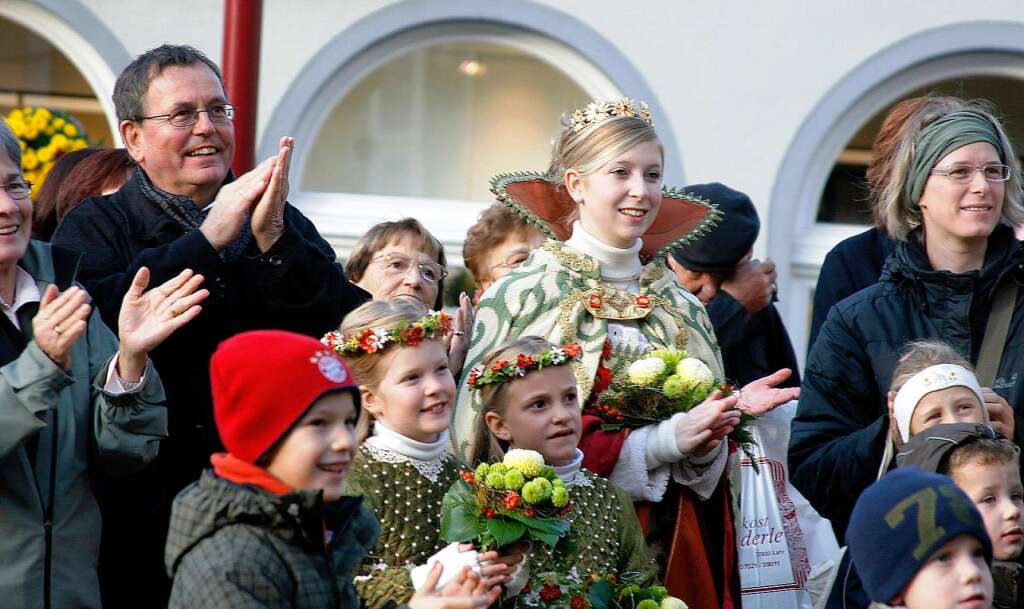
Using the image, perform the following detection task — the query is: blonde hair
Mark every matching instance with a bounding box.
[548,112,661,226]
[889,339,973,394]
[470,336,558,466]
[870,96,1024,241]
[946,437,1020,476]
[338,298,432,442]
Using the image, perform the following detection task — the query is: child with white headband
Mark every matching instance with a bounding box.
[878,340,990,476]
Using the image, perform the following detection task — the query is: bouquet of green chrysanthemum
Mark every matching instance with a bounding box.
[583,347,755,459]
[516,569,688,609]
[441,449,572,551]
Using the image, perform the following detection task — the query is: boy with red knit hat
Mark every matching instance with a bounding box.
[164,330,502,609]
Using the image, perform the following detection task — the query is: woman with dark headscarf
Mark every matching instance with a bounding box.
[790,96,1024,540]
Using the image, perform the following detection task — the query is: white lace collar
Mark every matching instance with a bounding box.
[565,221,643,281]
[362,422,450,482]
[553,449,592,488]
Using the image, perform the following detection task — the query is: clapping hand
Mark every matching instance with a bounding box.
[116,267,208,382]
[33,285,92,370]
[446,292,475,376]
[251,136,293,252]
[199,154,277,251]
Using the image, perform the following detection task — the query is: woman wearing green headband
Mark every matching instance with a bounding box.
[790,96,1024,544]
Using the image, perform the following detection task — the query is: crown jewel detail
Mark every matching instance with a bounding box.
[571,97,653,133]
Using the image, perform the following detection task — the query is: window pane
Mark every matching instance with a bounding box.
[303,41,591,201]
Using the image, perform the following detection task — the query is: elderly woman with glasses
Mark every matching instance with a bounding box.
[344,217,474,374]
[0,117,210,609]
[790,96,1024,544]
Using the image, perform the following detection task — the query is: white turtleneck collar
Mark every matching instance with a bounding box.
[565,221,643,281]
[365,421,449,463]
[553,449,585,483]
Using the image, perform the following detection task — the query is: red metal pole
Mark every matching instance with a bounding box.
[222,0,262,175]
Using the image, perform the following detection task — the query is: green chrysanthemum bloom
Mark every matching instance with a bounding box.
[533,477,553,500]
[552,478,566,488]
[540,466,557,480]
[485,471,506,490]
[650,347,686,369]
[551,486,569,507]
[474,463,490,480]
[627,357,666,385]
[649,586,668,601]
[662,374,686,399]
[637,600,660,609]
[489,462,508,476]
[521,480,545,504]
[503,449,546,477]
[504,469,525,491]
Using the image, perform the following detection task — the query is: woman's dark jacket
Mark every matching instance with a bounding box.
[789,225,1024,539]
[50,172,369,607]
[808,227,895,351]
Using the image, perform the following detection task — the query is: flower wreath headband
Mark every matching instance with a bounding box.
[467,343,582,391]
[321,310,452,357]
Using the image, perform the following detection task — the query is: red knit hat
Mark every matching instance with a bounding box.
[210,330,359,464]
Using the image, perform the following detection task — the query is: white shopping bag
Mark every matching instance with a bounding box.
[738,401,840,609]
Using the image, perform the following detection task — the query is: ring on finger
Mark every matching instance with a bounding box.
[453,330,465,336]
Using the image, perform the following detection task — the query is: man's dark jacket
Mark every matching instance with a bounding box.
[706,293,800,389]
[51,173,368,607]
[789,225,1024,540]
[808,227,895,351]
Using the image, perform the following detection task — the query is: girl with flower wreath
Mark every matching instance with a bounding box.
[324,299,524,609]
[468,335,660,604]
[451,98,799,609]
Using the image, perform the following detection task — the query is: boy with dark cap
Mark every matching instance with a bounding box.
[164,330,501,609]
[668,182,799,388]
[898,423,1024,609]
[846,467,994,609]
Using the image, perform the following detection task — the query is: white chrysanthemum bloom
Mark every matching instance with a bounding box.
[503,449,546,477]
[368,328,391,350]
[675,358,715,392]
[660,597,689,609]
[627,357,667,385]
[550,348,567,364]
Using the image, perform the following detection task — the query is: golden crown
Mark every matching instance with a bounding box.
[570,97,654,133]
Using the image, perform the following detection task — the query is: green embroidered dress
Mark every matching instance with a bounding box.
[344,430,461,609]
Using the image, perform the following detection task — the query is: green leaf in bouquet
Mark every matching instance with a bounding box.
[486,517,527,548]
[440,480,481,543]
[588,578,614,609]
[504,511,571,538]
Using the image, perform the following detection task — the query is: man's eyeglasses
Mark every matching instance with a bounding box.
[1,179,32,200]
[929,163,1012,183]
[371,253,448,283]
[136,104,236,128]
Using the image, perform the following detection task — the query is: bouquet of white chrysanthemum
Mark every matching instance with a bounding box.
[441,449,572,551]
[584,347,756,459]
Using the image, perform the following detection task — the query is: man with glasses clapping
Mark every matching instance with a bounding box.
[51,43,367,609]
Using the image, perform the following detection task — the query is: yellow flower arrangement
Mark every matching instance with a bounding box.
[5,106,89,198]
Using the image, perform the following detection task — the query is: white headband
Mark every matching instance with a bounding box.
[893,364,985,443]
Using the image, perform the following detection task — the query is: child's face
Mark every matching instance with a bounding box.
[362,339,455,443]
[909,387,987,436]
[267,392,358,502]
[951,458,1024,561]
[484,365,581,466]
[897,534,992,609]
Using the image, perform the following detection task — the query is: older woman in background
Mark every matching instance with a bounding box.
[462,203,545,301]
[344,217,473,374]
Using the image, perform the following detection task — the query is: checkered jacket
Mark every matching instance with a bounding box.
[166,470,382,608]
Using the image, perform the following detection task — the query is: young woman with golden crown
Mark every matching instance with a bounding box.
[451,98,799,609]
